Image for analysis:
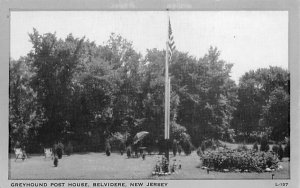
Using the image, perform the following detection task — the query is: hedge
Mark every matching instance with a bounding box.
[201,149,279,172]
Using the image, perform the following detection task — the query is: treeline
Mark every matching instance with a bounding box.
[9,30,290,153]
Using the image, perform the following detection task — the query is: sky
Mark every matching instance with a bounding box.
[10,11,288,82]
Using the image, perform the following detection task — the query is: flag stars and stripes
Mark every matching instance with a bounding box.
[168,19,176,60]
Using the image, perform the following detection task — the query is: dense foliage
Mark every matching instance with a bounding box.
[9,30,290,153]
[260,136,270,152]
[253,142,259,151]
[232,67,290,142]
[284,140,290,158]
[201,149,279,172]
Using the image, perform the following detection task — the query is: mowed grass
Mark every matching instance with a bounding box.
[10,152,158,179]
[9,151,290,180]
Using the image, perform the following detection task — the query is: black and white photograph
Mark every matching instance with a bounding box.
[1,0,300,188]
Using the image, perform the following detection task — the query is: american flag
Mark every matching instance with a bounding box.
[168,18,175,61]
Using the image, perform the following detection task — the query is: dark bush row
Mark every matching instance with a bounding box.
[201,149,279,172]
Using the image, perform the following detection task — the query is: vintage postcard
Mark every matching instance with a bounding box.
[0,0,299,188]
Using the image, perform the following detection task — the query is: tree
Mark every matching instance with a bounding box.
[103,33,144,139]
[9,57,44,152]
[11,29,289,153]
[172,47,237,145]
[28,29,85,146]
[138,49,168,145]
[262,88,290,141]
[232,71,265,140]
[232,66,289,142]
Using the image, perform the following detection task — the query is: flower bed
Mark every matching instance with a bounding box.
[200,149,279,172]
[152,156,181,176]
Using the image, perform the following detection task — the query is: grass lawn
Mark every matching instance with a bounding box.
[9,151,289,180]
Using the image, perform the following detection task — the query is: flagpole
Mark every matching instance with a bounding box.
[164,10,170,162]
[168,76,171,138]
[164,43,170,162]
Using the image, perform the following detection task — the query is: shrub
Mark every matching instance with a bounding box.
[119,142,126,155]
[196,147,203,157]
[253,142,259,151]
[54,143,64,159]
[211,144,217,150]
[146,146,154,155]
[268,140,276,144]
[237,144,248,152]
[201,139,220,151]
[181,140,193,155]
[234,132,262,143]
[65,142,73,156]
[222,129,236,143]
[57,142,64,150]
[105,139,111,156]
[178,145,182,155]
[272,145,279,154]
[179,132,194,155]
[200,142,206,152]
[205,139,215,148]
[105,148,111,156]
[172,139,178,156]
[201,149,278,172]
[53,156,58,167]
[260,137,270,152]
[284,141,290,158]
[278,145,284,161]
[126,146,131,158]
